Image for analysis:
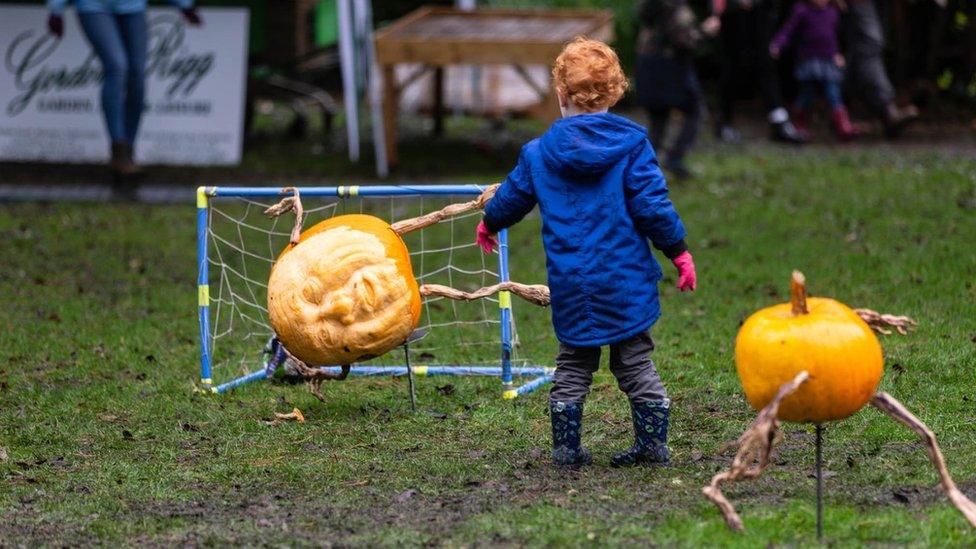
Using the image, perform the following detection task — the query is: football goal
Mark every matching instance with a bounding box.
[196,184,553,398]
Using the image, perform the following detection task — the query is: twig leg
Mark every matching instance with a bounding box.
[871,392,976,529]
[701,371,811,531]
[815,423,825,542]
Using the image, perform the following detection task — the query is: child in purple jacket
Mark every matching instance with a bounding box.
[770,0,859,140]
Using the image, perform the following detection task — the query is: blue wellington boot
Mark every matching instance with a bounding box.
[550,401,592,468]
[611,399,671,467]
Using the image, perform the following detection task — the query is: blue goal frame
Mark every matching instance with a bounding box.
[196,185,553,398]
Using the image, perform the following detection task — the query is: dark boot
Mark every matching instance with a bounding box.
[831,106,860,141]
[770,120,808,144]
[110,142,139,176]
[883,103,918,139]
[110,142,141,201]
[611,399,671,467]
[550,401,591,468]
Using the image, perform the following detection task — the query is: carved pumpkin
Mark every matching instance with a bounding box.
[267,214,422,366]
[735,272,883,423]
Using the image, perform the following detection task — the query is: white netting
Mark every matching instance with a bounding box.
[204,190,547,381]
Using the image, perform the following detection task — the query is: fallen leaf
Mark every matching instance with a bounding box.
[265,408,306,426]
[0,447,7,461]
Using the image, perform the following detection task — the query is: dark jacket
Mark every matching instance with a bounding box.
[635,0,703,110]
[483,113,687,347]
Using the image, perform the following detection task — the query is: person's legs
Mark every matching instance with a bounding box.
[823,81,843,109]
[715,11,743,140]
[115,12,148,147]
[647,108,669,153]
[825,81,859,140]
[853,54,917,137]
[549,343,600,467]
[607,331,671,467]
[666,80,702,179]
[755,4,807,144]
[77,12,128,144]
[794,81,817,111]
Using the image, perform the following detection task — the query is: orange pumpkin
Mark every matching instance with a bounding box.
[735,272,883,423]
[267,214,422,366]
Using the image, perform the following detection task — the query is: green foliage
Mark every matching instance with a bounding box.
[1,144,975,544]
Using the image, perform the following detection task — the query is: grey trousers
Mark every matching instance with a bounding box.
[550,330,668,405]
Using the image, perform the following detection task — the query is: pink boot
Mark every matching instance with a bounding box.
[831,106,860,142]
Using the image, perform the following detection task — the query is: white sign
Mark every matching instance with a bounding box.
[0,5,248,166]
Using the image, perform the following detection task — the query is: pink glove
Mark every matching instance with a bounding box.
[671,251,697,292]
[475,220,497,254]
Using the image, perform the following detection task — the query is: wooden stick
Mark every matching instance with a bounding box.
[871,392,976,528]
[420,281,550,307]
[702,371,810,531]
[263,187,304,245]
[391,184,499,234]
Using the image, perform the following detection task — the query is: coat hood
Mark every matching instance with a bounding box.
[539,112,648,177]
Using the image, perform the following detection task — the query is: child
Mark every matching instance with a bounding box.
[635,0,712,179]
[474,38,697,468]
[770,0,858,140]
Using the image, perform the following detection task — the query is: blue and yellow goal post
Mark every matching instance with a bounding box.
[196,184,553,397]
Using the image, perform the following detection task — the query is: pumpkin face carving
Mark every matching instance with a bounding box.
[267,214,422,366]
[735,274,883,423]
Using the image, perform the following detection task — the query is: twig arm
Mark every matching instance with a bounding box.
[391,184,499,234]
[263,187,304,245]
[420,281,550,307]
[854,309,918,335]
[871,392,976,528]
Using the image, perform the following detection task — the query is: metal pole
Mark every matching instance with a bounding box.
[404,341,416,411]
[815,423,825,542]
[337,0,360,162]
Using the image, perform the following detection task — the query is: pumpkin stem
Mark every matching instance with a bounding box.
[790,270,809,316]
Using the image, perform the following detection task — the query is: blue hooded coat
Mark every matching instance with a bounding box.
[483,112,687,348]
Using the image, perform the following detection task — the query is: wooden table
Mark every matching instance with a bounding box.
[373,7,614,169]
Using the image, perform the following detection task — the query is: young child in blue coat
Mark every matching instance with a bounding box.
[475,38,697,467]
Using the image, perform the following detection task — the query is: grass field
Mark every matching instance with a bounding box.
[2,142,975,546]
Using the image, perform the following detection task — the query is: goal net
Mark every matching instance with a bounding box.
[196,185,553,397]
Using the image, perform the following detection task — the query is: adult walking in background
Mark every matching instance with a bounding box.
[635,0,716,180]
[703,0,807,144]
[842,0,945,138]
[46,0,201,190]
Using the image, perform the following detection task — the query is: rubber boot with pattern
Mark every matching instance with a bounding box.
[550,401,592,468]
[611,399,671,467]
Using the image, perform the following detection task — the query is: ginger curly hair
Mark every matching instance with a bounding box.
[551,37,628,112]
